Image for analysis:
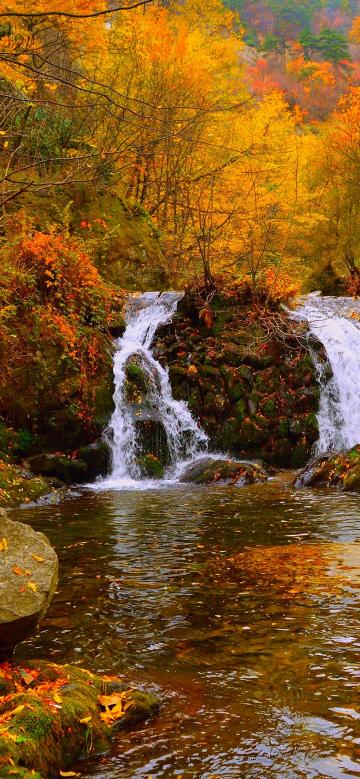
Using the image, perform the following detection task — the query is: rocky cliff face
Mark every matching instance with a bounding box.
[153,292,322,467]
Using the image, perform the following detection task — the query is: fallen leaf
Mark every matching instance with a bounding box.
[0,537,8,552]
[27,582,38,593]
[79,716,92,724]
[12,564,24,576]
[31,554,44,563]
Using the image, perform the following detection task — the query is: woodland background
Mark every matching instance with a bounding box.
[1,0,360,454]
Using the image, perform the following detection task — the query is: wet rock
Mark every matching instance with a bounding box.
[78,440,111,480]
[294,446,360,491]
[0,661,159,778]
[0,515,58,659]
[154,291,320,467]
[25,453,88,484]
[179,457,268,486]
[137,453,164,478]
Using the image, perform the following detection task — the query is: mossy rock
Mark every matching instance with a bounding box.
[0,459,50,508]
[238,415,270,447]
[290,441,311,468]
[179,457,268,486]
[261,396,277,418]
[77,441,111,480]
[234,398,247,422]
[0,661,159,778]
[221,419,240,450]
[137,454,164,479]
[294,446,360,491]
[25,454,88,485]
[126,362,149,394]
[255,368,281,394]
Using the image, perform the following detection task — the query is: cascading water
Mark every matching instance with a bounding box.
[106,292,208,485]
[294,295,360,454]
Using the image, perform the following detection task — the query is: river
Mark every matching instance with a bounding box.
[12,476,360,779]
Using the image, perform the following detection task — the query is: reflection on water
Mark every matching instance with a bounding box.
[12,477,360,779]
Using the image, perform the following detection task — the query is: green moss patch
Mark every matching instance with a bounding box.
[0,661,159,778]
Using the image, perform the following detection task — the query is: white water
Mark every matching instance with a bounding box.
[104,292,208,488]
[294,295,360,454]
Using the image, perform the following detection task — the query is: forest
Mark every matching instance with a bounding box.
[2,2,360,779]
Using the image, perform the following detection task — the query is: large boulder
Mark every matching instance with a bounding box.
[294,446,360,491]
[179,457,269,486]
[0,514,58,659]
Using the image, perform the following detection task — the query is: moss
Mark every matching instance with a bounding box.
[0,769,43,779]
[234,398,246,422]
[0,661,159,778]
[0,459,51,508]
[261,397,277,418]
[137,454,164,479]
[126,363,148,393]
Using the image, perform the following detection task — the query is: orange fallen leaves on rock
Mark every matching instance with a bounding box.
[98,690,134,725]
[12,564,24,576]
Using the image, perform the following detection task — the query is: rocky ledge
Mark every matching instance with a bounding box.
[294,446,360,491]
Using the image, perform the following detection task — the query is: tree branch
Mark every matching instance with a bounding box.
[0,1,154,21]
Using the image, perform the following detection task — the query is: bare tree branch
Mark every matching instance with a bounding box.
[0,1,154,21]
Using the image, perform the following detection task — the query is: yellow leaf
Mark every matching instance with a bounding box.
[53,693,62,703]
[9,704,25,717]
[79,716,92,724]
[27,582,37,593]
[31,554,44,563]
[59,772,81,777]
[0,537,8,551]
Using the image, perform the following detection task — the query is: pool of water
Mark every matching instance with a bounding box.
[12,474,360,779]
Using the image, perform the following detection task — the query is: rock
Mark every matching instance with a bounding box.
[294,446,360,491]
[77,440,111,480]
[25,453,88,484]
[0,458,50,508]
[0,516,58,659]
[137,454,164,479]
[108,315,126,339]
[0,661,159,778]
[179,457,268,486]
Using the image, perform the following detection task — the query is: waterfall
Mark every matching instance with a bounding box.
[106,292,208,484]
[294,295,360,454]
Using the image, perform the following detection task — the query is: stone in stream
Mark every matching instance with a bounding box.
[179,457,269,486]
[0,514,58,660]
[294,445,360,491]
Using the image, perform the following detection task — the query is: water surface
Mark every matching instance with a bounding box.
[12,476,360,779]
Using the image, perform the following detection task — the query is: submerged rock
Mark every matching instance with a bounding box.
[0,661,159,778]
[0,515,58,660]
[179,457,268,486]
[294,446,360,491]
